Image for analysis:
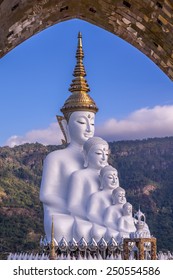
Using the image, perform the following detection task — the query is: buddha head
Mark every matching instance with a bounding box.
[83,137,109,170]
[122,202,133,216]
[112,187,126,205]
[67,111,96,145]
[99,165,119,190]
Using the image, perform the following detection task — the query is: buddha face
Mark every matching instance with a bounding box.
[87,144,109,170]
[103,171,119,190]
[123,203,132,216]
[68,111,95,145]
[113,190,126,205]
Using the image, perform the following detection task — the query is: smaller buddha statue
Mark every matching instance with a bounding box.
[103,187,127,240]
[87,165,119,225]
[68,136,109,241]
[68,136,109,219]
[117,202,136,240]
[88,165,119,241]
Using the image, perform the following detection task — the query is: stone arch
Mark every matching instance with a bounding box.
[0,0,173,80]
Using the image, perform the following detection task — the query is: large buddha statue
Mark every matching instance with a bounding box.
[40,33,98,242]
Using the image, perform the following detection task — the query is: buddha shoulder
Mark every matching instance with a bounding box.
[70,168,89,181]
[44,149,69,164]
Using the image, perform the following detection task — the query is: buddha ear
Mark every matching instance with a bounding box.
[64,120,71,143]
[99,177,104,190]
[57,116,70,144]
[112,196,115,205]
[83,152,88,168]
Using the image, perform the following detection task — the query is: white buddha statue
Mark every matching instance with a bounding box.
[87,165,119,226]
[103,187,127,240]
[39,33,98,242]
[117,202,136,240]
[68,136,109,241]
[68,136,109,219]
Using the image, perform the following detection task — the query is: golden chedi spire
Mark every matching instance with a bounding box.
[61,32,98,121]
[69,32,90,94]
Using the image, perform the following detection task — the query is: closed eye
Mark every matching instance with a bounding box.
[77,121,86,124]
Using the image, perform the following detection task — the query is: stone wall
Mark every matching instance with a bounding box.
[0,0,173,79]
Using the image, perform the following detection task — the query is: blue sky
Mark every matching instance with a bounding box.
[0,19,173,147]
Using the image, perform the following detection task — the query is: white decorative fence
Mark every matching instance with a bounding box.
[7,236,173,260]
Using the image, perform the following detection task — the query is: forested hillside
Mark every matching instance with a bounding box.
[0,137,173,259]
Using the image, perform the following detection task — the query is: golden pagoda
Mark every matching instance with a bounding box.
[60,32,98,121]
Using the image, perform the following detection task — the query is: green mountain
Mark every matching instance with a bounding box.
[0,137,173,259]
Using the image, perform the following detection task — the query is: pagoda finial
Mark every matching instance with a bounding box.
[50,216,56,260]
[69,31,90,93]
[78,31,82,48]
[60,32,98,120]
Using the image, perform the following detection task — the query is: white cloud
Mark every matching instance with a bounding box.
[5,123,64,147]
[5,105,173,147]
[96,105,173,141]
